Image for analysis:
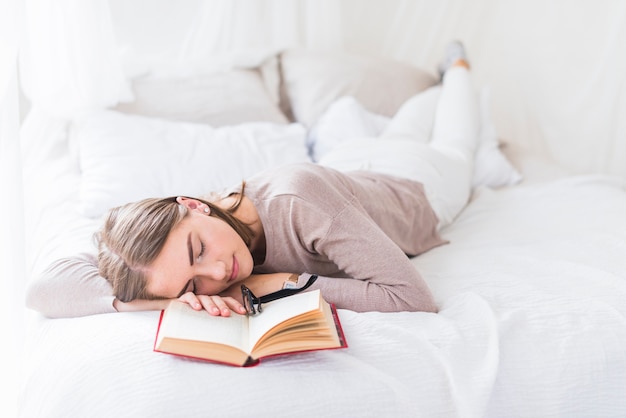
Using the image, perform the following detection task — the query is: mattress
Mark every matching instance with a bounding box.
[19,108,626,417]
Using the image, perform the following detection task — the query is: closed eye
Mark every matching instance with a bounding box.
[177,279,195,298]
[197,241,205,263]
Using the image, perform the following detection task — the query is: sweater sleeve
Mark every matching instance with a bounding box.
[25,253,117,318]
[297,203,438,313]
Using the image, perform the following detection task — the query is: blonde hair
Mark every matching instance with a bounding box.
[96,189,253,303]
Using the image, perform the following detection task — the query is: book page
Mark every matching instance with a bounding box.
[246,290,322,352]
[159,301,250,352]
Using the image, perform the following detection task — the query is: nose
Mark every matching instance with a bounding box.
[193,261,229,296]
[198,261,228,282]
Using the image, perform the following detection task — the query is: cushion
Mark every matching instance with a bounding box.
[113,59,288,127]
[71,110,311,218]
[308,96,389,162]
[471,87,523,188]
[280,48,437,127]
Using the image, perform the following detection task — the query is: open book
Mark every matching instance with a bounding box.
[154,289,347,367]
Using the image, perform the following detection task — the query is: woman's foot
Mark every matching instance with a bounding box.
[437,40,470,79]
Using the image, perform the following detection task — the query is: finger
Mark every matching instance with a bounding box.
[178,292,203,310]
[197,295,228,316]
[222,297,247,315]
[210,295,232,317]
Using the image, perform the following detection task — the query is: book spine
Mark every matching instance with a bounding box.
[331,305,348,348]
[243,356,260,367]
[153,309,166,352]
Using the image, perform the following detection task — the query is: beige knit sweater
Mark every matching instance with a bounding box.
[27,163,445,317]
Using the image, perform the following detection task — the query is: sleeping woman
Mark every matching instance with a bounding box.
[27,41,480,318]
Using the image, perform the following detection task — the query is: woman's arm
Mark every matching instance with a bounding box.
[27,254,172,317]
[304,206,438,313]
[26,253,118,318]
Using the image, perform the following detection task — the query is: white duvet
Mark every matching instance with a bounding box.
[20,167,626,417]
[18,108,626,417]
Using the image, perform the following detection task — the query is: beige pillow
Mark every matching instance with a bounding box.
[114,58,288,127]
[280,48,437,127]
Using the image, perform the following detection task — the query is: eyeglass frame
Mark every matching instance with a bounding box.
[241,284,263,316]
[239,274,319,316]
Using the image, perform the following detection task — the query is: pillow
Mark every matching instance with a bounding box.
[71,110,311,218]
[311,88,522,189]
[471,87,523,188]
[113,59,288,127]
[280,48,437,128]
[307,96,389,162]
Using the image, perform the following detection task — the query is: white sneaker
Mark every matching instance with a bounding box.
[437,40,469,79]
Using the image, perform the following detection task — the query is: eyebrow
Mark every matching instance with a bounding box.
[187,232,194,266]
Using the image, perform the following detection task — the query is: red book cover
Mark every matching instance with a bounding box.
[153,298,347,367]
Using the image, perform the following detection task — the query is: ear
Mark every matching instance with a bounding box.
[176,196,211,214]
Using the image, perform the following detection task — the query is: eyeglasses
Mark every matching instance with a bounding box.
[239,275,319,317]
[241,284,263,316]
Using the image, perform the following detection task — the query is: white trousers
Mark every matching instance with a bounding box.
[320,67,480,229]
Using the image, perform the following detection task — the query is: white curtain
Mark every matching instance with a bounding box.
[109,0,345,77]
[20,0,132,119]
[0,68,22,418]
[1,0,24,414]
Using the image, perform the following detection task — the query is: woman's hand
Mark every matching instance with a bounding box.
[178,292,247,317]
[114,293,247,316]
[173,273,296,317]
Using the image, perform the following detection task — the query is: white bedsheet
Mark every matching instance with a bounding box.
[19,137,626,417]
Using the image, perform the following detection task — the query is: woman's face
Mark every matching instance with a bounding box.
[145,204,254,299]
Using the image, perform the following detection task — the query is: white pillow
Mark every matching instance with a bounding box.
[71,110,311,218]
[113,63,288,127]
[307,96,389,162]
[310,89,522,189]
[471,87,523,188]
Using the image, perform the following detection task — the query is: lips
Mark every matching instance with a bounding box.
[230,256,239,281]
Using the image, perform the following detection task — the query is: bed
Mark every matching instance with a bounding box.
[19,47,626,418]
